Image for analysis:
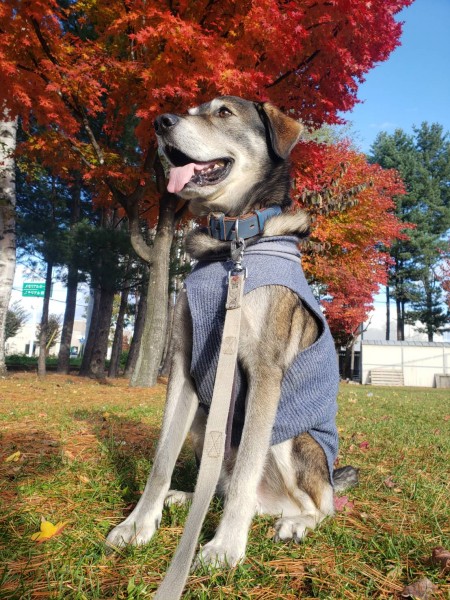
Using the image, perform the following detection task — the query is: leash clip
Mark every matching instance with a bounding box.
[230,237,247,278]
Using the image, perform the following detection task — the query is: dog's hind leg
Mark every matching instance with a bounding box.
[270,433,334,542]
[106,290,198,548]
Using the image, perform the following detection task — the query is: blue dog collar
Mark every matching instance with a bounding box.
[207,205,282,241]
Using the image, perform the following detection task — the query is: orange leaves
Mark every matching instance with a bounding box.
[1,0,413,238]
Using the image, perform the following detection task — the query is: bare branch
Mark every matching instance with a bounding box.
[81,112,105,165]
[266,49,320,89]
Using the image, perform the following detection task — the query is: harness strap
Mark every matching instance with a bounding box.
[154,269,246,600]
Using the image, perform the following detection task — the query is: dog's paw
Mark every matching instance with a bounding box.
[193,541,245,570]
[105,518,159,550]
[273,515,316,543]
[164,490,194,507]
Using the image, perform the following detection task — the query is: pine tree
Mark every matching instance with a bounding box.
[370,123,450,340]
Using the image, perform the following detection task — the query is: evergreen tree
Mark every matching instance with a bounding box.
[369,123,450,340]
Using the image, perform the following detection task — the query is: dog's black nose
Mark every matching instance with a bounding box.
[154,113,179,134]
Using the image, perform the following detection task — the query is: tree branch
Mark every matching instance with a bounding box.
[57,131,95,169]
[266,49,320,89]
[126,199,154,264]
[81,112,105,165]
[30,18,59,66]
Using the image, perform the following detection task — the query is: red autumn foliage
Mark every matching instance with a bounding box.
[0,0,412,340]
[296,142,406,344]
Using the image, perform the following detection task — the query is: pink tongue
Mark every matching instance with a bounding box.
[167,161,217,193]
[167,164,196,194]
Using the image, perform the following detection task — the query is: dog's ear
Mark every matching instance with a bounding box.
[258,102,303,159]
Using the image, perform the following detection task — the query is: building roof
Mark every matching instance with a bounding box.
[362,340,450,348]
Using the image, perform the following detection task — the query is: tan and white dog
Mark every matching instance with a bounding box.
[106,96,357,568]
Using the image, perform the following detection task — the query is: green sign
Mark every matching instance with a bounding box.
[22,282,46,298]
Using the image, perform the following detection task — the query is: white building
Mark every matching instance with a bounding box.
[6,320,86,357]
[361,340,450,387]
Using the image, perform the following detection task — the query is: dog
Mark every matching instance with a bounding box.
[106,96,357,569]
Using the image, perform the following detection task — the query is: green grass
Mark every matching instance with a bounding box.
[0,375,449,599]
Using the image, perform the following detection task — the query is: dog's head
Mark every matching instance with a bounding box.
[154,96,303,216]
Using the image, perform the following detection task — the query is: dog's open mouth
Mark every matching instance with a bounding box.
[164,146,233,194]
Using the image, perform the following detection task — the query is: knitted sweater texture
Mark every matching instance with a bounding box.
[184,236,339,480]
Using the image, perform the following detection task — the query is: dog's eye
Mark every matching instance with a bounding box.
[217,106,232,118]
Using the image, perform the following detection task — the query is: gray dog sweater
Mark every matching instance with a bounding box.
[184,236,339,481]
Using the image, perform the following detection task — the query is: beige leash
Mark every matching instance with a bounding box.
[154,248,246,600]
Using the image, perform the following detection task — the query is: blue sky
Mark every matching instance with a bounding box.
[347,0,450,153]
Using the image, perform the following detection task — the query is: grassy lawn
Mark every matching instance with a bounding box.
[0,373,449,599]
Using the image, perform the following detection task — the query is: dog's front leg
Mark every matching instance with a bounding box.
[195,366,282,568]
[106,291,198,548]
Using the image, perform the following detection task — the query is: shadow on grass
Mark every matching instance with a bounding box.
[0,430,62,507]
[73,409,198,508]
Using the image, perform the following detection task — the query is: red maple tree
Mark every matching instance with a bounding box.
[0,0,413,382]
[294,141,406,346]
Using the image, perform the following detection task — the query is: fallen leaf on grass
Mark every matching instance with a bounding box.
[386,564,403,579]
[431,547,450,573]
[443,415,450,422]
[30,518,69,543]
[77,474,90,484]
[4,451,21,462]
[334,495,354,513]
[359,440,370,450]
[401,578,437,599]
[384,476,396,488]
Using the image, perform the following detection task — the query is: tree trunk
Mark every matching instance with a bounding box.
[131,193,177,387]
[79,285,101,375]
[37,260,53,377]
[57,178,81,373]
[342,345,351,380]
[124,274,148,378]
[108,287,129,378]
[0,115,18,376]
[88,287,115,378]
[79,286,114,378]
[385,285,390,341]
[396,297,404,341]
[400,300,405,341]
[426,284,433,342]
[57,264,78,373]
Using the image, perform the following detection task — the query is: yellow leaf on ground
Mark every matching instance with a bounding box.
[30,518,69,543]
[5,451,21,462]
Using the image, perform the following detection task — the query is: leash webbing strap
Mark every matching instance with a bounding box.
[154,270,246,600]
